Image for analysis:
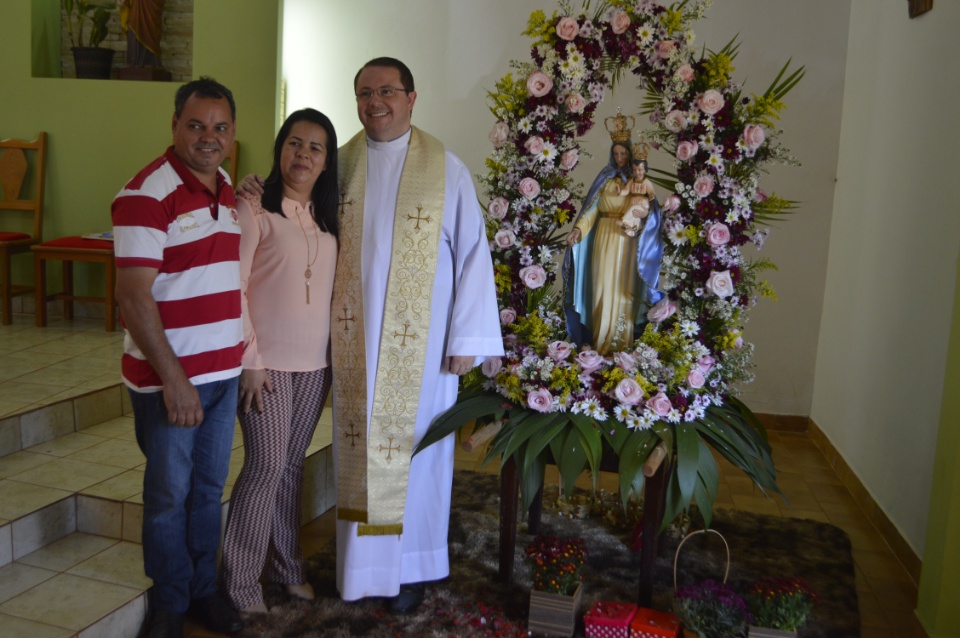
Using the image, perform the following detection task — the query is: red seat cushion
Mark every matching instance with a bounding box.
[0,232,32,242]
[37,236,114,251]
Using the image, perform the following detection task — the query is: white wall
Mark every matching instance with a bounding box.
[282,0,849,419]
[812,0,960,555]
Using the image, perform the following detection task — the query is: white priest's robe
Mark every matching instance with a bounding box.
[334,130,503,601]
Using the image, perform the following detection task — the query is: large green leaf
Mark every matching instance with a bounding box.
[675,423,700,508]
[501,411,565,462]
[557,428,588,496]
[518,448,547,513]
[570,415,603,486]
[617,429,657,507]
[414,391,505,454]
[599,417,632,454]
[522,415,570,476]
[694,439,720,528]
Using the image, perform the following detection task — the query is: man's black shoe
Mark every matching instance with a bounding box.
[385,582,425,615]
[189,592,244,634]
[145,610,184,638]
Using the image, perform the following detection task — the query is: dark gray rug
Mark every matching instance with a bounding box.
[239,471,858,637]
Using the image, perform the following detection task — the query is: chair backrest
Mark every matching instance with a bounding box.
[0,132,47,241]
[221,140,239,185]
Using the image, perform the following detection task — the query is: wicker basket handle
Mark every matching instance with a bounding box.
[673,528,730,591]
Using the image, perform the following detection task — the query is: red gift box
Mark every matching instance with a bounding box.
[629,607,681,638]
[584,600,638,638]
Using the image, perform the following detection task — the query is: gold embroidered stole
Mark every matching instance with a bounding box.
[332,128,446,535]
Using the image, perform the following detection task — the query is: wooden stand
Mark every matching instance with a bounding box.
[498,443,671,606]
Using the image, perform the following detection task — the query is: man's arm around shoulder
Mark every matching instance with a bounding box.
[116,267,204,427]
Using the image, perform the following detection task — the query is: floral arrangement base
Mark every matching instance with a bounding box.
[748,627,797,637]
[529,583,583,637]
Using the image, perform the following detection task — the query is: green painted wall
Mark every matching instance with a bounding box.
[917,249,960,636]
[2,0,281,296]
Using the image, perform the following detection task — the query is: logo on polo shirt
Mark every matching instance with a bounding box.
[176,212,200,232]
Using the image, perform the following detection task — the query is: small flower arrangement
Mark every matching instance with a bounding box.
[674,579,750,638]
[747,577,817,631]
[524,535,587,595]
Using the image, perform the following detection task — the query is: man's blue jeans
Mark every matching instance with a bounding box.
[130,378,239,614]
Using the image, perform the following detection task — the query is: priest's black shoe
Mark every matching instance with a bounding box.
[188,592,244,634]
[385,582,425,615]
[145,610,184,638]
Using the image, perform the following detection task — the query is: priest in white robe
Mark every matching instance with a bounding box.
[331,57,503,614]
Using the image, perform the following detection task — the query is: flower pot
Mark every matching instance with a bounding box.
[529,582,582,637]
[72,47,115,79]
[748,627,797,637]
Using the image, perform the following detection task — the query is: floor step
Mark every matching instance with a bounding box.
[0,388,334,638]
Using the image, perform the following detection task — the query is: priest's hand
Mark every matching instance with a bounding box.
[236,173,265,197]
[565,228,582,245]
[444,356,476,376]
[239,368,273,414]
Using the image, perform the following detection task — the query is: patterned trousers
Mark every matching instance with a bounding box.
[221,367,331,610]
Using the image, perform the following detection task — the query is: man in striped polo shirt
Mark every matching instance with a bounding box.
[112,77,244,638]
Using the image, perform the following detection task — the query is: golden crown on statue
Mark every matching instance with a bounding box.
[632,140,650,161]
[604,107,634,143]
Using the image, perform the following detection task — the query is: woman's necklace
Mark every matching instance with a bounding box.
[294,205,319,304]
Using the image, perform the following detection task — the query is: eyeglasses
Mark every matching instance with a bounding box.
[355,86,409,102]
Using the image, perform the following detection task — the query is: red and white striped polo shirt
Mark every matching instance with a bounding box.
[112,147,243,391]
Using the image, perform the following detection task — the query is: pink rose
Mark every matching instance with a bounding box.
[693,175,715,198]
[488,121,509,148]
[754,188,768,202]
[560,148,580,171]
[614,351,638,372]
[662,194,681,213]
[564,92,587,114]
[614,378,644,406]
[675,64,694,83]
[742,125,765,151]
[609,10,631,35]
[487,197,509,220]
[646,391,672,417]
[527,388,554,413]
[676,140,698,162]
[655,40,676,59]
[646,298,677,323]
[493,229,516,249]
[706,270,734,298]
[686,369,705,389]
[526,70,554,98]
[697,89,725,116]
[697,355,715,375]
[518,177,541,200]
[481,357,503,378]
[664,109,687,133]
[519,265,547,289]
[546,340,573,362]
[500,307,517,326]
[706,223,730,247]
[556,16,579,41]
[524,136,545,156]
[576,349,605,373]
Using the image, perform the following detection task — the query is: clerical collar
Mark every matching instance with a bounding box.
[366,128,412,150]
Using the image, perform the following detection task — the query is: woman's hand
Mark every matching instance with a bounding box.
[239,368,273,414]
[565,228,582,246]
[236,174,265,198]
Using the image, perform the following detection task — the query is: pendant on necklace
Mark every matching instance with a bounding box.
[305,268,312,279]
[306,279,311,304]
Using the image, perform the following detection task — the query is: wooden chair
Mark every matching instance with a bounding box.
[222,140,239,184]
[32,236,116,332]
[0,133,47,325]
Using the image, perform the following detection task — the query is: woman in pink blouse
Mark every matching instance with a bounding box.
[221,109,338,616]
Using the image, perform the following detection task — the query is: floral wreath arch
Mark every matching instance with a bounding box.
[418,0,803,529]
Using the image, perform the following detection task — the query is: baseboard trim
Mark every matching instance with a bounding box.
[805,417,923,585]
[755,412,810,433]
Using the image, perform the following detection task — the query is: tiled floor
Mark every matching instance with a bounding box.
[0,315,929,637]
[0,315,124,419]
